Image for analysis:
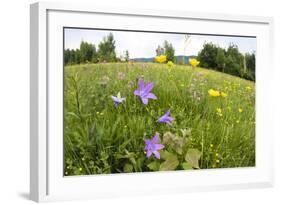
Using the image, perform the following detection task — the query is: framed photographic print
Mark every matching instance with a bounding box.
[30,2,274,202]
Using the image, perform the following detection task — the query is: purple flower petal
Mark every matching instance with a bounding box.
[157,110,174,124]
[153,151,160,159]
[143,82,154,94]
[146,150,152,157]
[144,139,150,145]
[164,117,174,122]
[152,134,159,143]
[139,79,145,90]
[111,96,119,102]
[164,110,171,117]
[141,98,148,105]
[134,90,141,96]
[134,80,157,105]
[155,144,165,150]
[146,93,157,99]
[144,134,165,159]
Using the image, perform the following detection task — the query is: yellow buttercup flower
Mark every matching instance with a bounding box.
[167,61,174,67]
[208,89,220,97]
[155,55,167,63]
[238,108,243,113]
[221,92,228,97]
[189,58,200,67]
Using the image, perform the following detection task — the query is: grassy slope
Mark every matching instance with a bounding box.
[64,62,255,175]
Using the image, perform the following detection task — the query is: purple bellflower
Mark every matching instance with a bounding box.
[134,79,157,105]
[111,92,125,106]
[144,134,165,159]
[158,110,174,125]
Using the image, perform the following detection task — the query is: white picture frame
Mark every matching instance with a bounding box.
[30,1,274,202]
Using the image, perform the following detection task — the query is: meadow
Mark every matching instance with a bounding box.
[64,62,255,176]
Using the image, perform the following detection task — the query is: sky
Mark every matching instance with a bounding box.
[64,28,256,59]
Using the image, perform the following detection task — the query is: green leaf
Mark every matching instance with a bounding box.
[159,154,179,171]
[182,162,193,170]
[163,132,176,144]
[147,161,160,171]
[159,150,174,160]
[123,163,133,173]
[185,149,202,169]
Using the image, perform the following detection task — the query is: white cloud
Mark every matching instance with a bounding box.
[65,28,256,58]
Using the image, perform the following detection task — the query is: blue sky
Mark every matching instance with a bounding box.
[64,28,256,59]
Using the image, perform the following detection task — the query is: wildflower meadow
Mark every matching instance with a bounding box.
[64,61,255,175]
[63,29,255,176]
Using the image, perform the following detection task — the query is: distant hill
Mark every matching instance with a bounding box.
[132,55,197,64]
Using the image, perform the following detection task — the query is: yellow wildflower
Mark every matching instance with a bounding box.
[246,86,252,91]
[155,55,167,63]
[216,108,223,117]
[238,108,243,113]
[216,159,220,163]
[208,89,220,97]
[210,144,214,148]
[167,61,174,67]
[189,58,200,67]
[221,92,228,97]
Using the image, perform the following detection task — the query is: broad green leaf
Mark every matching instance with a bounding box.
[173,137,187,155]
[123,163,133,173]
[163,132,176,144]
[182,162,193,170]
[159,150,174,160]
[160,154,179,171]
[147,161,160,171]
[185,149,202,169]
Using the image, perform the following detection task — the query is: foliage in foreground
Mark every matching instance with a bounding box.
[64,62,255,176]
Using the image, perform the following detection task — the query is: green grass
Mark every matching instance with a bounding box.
[63,62,255,176]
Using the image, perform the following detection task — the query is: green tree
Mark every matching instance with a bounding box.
[197,43,218,68]
[64,49,71,65]
[215,48,226,72]
[98,33,117,62]
[125,50,130,62]
[80,41,94,63]
[74,49,82,64]
[91,44,98,63]
[244,52,255,80]
[67,49,76,64]
[225,44,244,76]
[163,40,175,62]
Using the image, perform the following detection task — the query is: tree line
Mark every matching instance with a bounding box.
[64,33,130,65]
[197,43,255,81]
[64,32,255,81]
